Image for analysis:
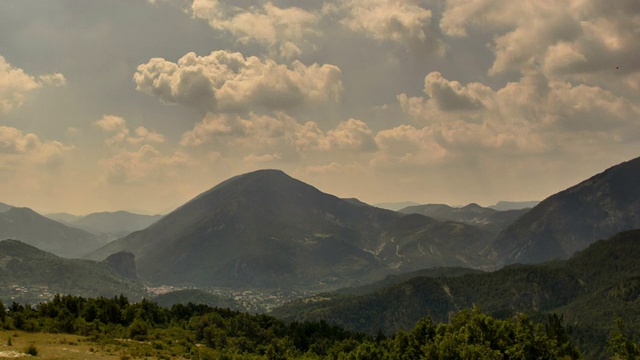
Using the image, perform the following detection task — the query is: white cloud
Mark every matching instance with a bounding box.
[191,0,321,58]
[393,70,640,163]
[0,56,66,113]
[95,115,165,147]
[134,50,343,113]
[180,112,376,159]
[441,0,640,84]
[0,126,73,170]
[103,145,190,184]
[324,0,441,52]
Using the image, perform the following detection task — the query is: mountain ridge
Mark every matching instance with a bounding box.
[491,156,640,264]
[0,207,103,258]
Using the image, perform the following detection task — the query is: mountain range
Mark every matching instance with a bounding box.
[87,170,495,290]
[272,229,640,358]
[0,207,103,258]
[398,203,529,235]
[47,211,162,238]
[69,211,163,237]
[83,156,640,292]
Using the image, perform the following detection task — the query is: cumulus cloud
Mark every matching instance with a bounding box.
[134,51,343,113]
[103,145,190,184]
[0,56,66,113]
[94,115,187,185]
[190,0,320,58]
[180,112,376,159]
[0,126,73,170]
[383,69,640,172]
[441,0,640,83]
[95,115,165,147]
[324,0,442,52]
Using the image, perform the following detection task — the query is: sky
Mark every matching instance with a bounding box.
[1,0,639,215]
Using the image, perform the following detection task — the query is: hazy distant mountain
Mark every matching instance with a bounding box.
[70,211,162,237]
[273,229,640,358]
[488,201,539,211]
[0,202,13,213]
[0,207,103,258]
[399,203,529,235]
[0,239,145,303]
[490,156,640,264]
[88,169,490,291]
[46,212,82,224]
[374,202,420,211]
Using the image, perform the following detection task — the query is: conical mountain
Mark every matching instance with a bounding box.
[0,207,102,258]
[490,156,640,264]
[88,169,490,290]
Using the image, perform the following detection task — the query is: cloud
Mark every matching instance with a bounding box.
[180,112,377,159]
[103,145,190,184]
[0,55,66,113]
[394,70,640,163]
[95,115,165,147]
[134,50,343,113]
[0,126,73,170]
[440,0,640,83]
[422,71,485,112]
[94,115,178,184]
[95,115,127,132]
[324,0,442,52]
[190,0,320,58]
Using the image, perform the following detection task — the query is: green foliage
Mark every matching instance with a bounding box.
[24,343,38,356]
[608,318,640,360]
[0,294,582,359]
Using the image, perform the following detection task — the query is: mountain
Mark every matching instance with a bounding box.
[374,202,420,211]
[490,156,640,264]
[103,251,137,280]
[399,203,529,235]
[88,169,491,290]
[488,200,539,211]
[45,212,82,224]
[272,229,640,358]
[0,239,146,304]
[0,202,13,213]
[0,207,103,258]
[70,211,162,237]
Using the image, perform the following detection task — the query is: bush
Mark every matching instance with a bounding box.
[24,343,38,356]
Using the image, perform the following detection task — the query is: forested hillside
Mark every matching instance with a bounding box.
[0,295,601,359]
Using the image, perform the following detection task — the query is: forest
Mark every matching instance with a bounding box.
[0,294,638,359]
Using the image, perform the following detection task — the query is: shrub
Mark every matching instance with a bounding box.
[24,343,38,356]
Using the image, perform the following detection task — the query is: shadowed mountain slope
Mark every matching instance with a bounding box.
[490,156,640,264]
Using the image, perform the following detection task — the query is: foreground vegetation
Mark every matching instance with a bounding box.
[2,295,637,359]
